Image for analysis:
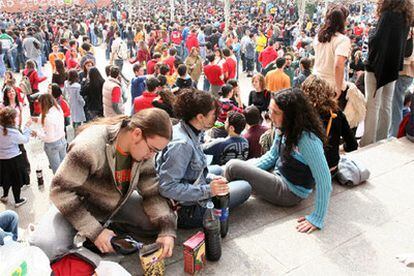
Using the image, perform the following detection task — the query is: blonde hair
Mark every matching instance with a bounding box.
[252,73,266,91]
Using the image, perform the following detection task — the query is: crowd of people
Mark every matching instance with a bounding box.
[0,0,414,272]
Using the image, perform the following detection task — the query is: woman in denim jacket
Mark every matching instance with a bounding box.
[156,89,251,228]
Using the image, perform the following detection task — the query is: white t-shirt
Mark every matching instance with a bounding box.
[313,33,351,90]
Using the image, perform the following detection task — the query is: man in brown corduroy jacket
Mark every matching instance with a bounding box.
[31,109,177,261]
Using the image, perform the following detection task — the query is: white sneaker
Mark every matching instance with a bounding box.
[15,197,27,208]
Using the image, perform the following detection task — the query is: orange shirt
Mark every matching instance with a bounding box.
[49,52,65,72]
[265,69,291,93]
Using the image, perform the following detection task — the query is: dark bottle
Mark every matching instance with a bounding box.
[36,167,44,187]
[203,201,222,261]
[212,193,230,238]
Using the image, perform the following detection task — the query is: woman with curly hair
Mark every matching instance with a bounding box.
[225,89,332,234]
[0,107,31,207]
[302,75,358,174]
[313,4,351,99]
[361,0,414,146]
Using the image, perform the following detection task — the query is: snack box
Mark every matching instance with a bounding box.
[183,231,206,274]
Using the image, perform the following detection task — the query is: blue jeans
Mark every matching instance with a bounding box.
[34,55,44,77]
[390,75,413,137]
[0,210,19,245]
[203,78,210,92]
[0,54,5,77]
[44,137,67,174]
[177,180,252,229]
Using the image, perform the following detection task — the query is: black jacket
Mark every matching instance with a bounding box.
[365,11,410,91]
[322,110,358,169]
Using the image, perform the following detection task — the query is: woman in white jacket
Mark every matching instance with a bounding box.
[33,94,67,174]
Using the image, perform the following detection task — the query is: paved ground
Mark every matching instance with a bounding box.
[1,47,414,275]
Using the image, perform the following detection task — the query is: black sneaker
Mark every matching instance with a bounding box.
[15,197,27,208]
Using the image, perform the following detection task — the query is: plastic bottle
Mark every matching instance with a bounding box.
[36,165,44,187]
[212,193,230,238]
[203,201,222,261]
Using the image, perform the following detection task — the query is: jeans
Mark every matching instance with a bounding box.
[224,159,303,206]
[390,75,413,137]
[30,191,158,260]
[34,55,44,78]
[0,54,5,77]
[0,210,19,245]
[360,72,396,147]
[255,51,261,73]
[203,78,210,92]
[44,137,67,174]
[177,180,251,229]
[4,50,15,72]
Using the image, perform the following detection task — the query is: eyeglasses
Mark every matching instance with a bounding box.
[144,138,162,154]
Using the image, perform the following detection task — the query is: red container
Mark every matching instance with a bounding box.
[183,231,206,274]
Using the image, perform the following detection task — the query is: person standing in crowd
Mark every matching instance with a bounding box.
[204,53,224,98]
[133,77,159,114]
[32,94,66,174]
[130,64,147,102]
[64,69,85,130]
[48,43,65,74]
[265,57,291,93]
[0,107,31,207]
[313,5,350,100]
[51,59,67,89]
[294,57,312,88]
[110,31,128,79]
[31,109,176,260]
[243,106,269,159]
[22,30,44,77]
[185,47,203,87]
[80,66,104,121]
[361,0,413,146]
[225,89,332,233]
[102,66,125,117]
[255,30,267,73]
[248,73,271,113]
[156,89,251,229]
[50,84,71,134]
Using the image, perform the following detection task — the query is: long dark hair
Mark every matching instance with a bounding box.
[377,0,414,25]
[2,86,20,108]
[318,5,349,43]
[273,88,326,157]
[87,67,105,89]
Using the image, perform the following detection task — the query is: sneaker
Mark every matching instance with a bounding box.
[0,196,8,203]
[15,197,27,208]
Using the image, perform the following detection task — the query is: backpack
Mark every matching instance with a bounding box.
[117,41,128,60]
[404,29,413,58]
[20,71,33,95]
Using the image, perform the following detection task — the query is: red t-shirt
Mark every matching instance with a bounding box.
[164,56,176,75]
[171,31,182,45]
[204,64,224,86]
[354,26,363,36]
[112,86,122,103]
[133,91,157,113]
[223,57,237,81]
[147,59,157,75]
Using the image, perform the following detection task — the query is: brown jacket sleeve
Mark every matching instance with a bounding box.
[50,145,104,242]
[137,159,177,238]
